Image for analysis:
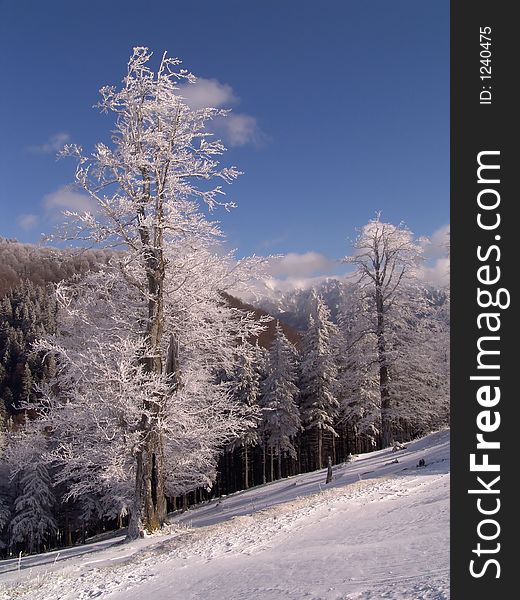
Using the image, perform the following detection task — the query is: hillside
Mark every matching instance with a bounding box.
[222,292,301,348]
[0,430,450,600]
[0,239,300,351]
[0,238,113,297]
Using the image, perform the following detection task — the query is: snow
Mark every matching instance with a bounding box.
[0,429,450,600]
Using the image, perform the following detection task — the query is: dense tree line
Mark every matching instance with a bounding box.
[216,267,449,498]
[0,280,57,417]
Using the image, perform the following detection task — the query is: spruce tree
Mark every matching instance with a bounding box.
[299,291,339,470]
[9,455,57,554]
[260,323,301,481]
[230,346,262,489]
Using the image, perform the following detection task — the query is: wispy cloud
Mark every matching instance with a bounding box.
[17,213,39,231]
[243,252,339,299]
[217,114,261,147]
[43,185,97,219]
[27,132,71,155]
[179,77,264,147]
[257,232,290,250]
[15,185,96,236]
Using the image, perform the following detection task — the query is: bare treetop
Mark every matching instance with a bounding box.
[344,213,423,303]
[57,46,241,248]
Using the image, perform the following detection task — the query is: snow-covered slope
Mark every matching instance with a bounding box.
[0,430,450,600]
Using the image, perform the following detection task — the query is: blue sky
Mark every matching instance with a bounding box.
[0,0,449,284]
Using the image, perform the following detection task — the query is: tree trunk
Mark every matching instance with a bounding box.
[65,507,72,547]
[317,428,323,470]
[244,445,249,489]
[262,444,266,484]
[375,284,392,448]
[126,182,170,538]
[130,392,169,537]
[270,446,274,482]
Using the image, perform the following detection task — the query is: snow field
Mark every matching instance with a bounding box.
[0,430,450,600]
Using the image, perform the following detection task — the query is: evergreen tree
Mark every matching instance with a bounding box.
[230,346,262,489]
[383,283,450,438]
[300,291,339,470]
[336,292,381,447]
[260,323,301,481]
[8,434,57,554]
[0,280,57,414]
[0,482,10,554]
[20,363,33,404]
[0,407,9,554]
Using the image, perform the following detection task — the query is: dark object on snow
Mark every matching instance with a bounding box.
[325,456,333,484]
[417,458,426,468]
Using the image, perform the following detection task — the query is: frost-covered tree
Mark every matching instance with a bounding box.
[34,47,267,538]
[343,214,428,447]
[7,431,57,554]
[386,285,450,436]
[229,345,263,489]
[336,279,449,450]
[32,229,266,538]
[260,323,301,481]
[299,292,339,469]
[0,429,10,554]
[336,291,381,445]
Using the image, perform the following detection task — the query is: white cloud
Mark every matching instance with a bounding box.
[421,256,450,286]
[27,132,70,154]
[179,78,262,147]
[220,114,259,147]
[236,252,340,302]
[264,274,335,295]
[17,213,39,231]
[268,252,336,278]
[179,78,237,109]
[238,272,338,304]
[419,224,450,285]
[43,185,97,218]
[421,224,450,260]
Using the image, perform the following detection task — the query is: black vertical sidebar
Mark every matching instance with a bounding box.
[451,2,516,598]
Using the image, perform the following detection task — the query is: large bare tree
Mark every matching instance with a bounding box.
[46,47,264,537]
[344,214,423,448]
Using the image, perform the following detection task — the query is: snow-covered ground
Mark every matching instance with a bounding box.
[0,429,450,600]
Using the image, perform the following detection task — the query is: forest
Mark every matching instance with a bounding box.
[0,48,449,558]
